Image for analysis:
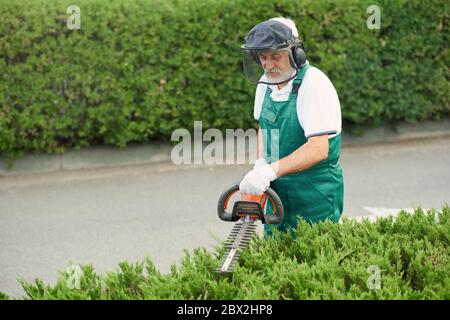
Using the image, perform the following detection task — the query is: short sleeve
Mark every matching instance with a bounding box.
[297,67,342,139]
[253,82,268,121]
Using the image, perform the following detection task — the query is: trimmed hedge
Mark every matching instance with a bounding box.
[4,206,449,300]
[1,0,449,158]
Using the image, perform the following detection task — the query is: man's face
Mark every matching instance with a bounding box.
[257,50,292,81]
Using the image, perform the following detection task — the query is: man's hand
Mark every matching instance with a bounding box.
[239,164,277,195]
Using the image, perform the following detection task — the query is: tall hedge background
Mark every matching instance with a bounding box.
[1,0,449,158]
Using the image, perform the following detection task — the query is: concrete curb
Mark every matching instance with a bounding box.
[1,119,449,176]
[341,119,450,146]
[0,143,172,176]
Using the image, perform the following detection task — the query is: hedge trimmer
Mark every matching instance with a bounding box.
[216,183,284,273]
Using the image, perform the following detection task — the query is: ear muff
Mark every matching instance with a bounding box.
[291,41,306,68]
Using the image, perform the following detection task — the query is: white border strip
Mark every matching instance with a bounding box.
[342,207,432,223]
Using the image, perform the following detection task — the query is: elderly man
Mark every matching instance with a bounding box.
[239,17,344,236]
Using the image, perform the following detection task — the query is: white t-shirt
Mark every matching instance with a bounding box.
[253,65,342,139]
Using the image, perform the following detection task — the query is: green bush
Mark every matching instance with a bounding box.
[7,205,449,300]
[1,0,449,158]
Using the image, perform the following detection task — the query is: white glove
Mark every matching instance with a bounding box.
[239,164,277,195]
[253,158,267,169]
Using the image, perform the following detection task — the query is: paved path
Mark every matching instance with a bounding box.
[1,137,449,298]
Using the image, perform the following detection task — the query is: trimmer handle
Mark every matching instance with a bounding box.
[217,182,284,224]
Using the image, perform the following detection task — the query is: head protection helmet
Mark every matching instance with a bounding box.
[241,19,306,85]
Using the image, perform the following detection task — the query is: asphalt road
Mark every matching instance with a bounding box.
[1,137,449,298]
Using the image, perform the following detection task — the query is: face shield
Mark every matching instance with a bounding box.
[242,47,298,85]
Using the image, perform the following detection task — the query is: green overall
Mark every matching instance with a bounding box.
[260,64,344,236]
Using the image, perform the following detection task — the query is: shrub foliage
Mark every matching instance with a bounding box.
[7,206,450,300]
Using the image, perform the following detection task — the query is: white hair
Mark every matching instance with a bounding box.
[269,17,299,38]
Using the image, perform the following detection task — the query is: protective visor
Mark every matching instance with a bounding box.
[242,48,298,85]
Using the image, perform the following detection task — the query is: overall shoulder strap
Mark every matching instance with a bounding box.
[291,63,310,95]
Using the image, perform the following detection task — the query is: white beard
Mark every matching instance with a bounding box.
[264,67,296,84]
